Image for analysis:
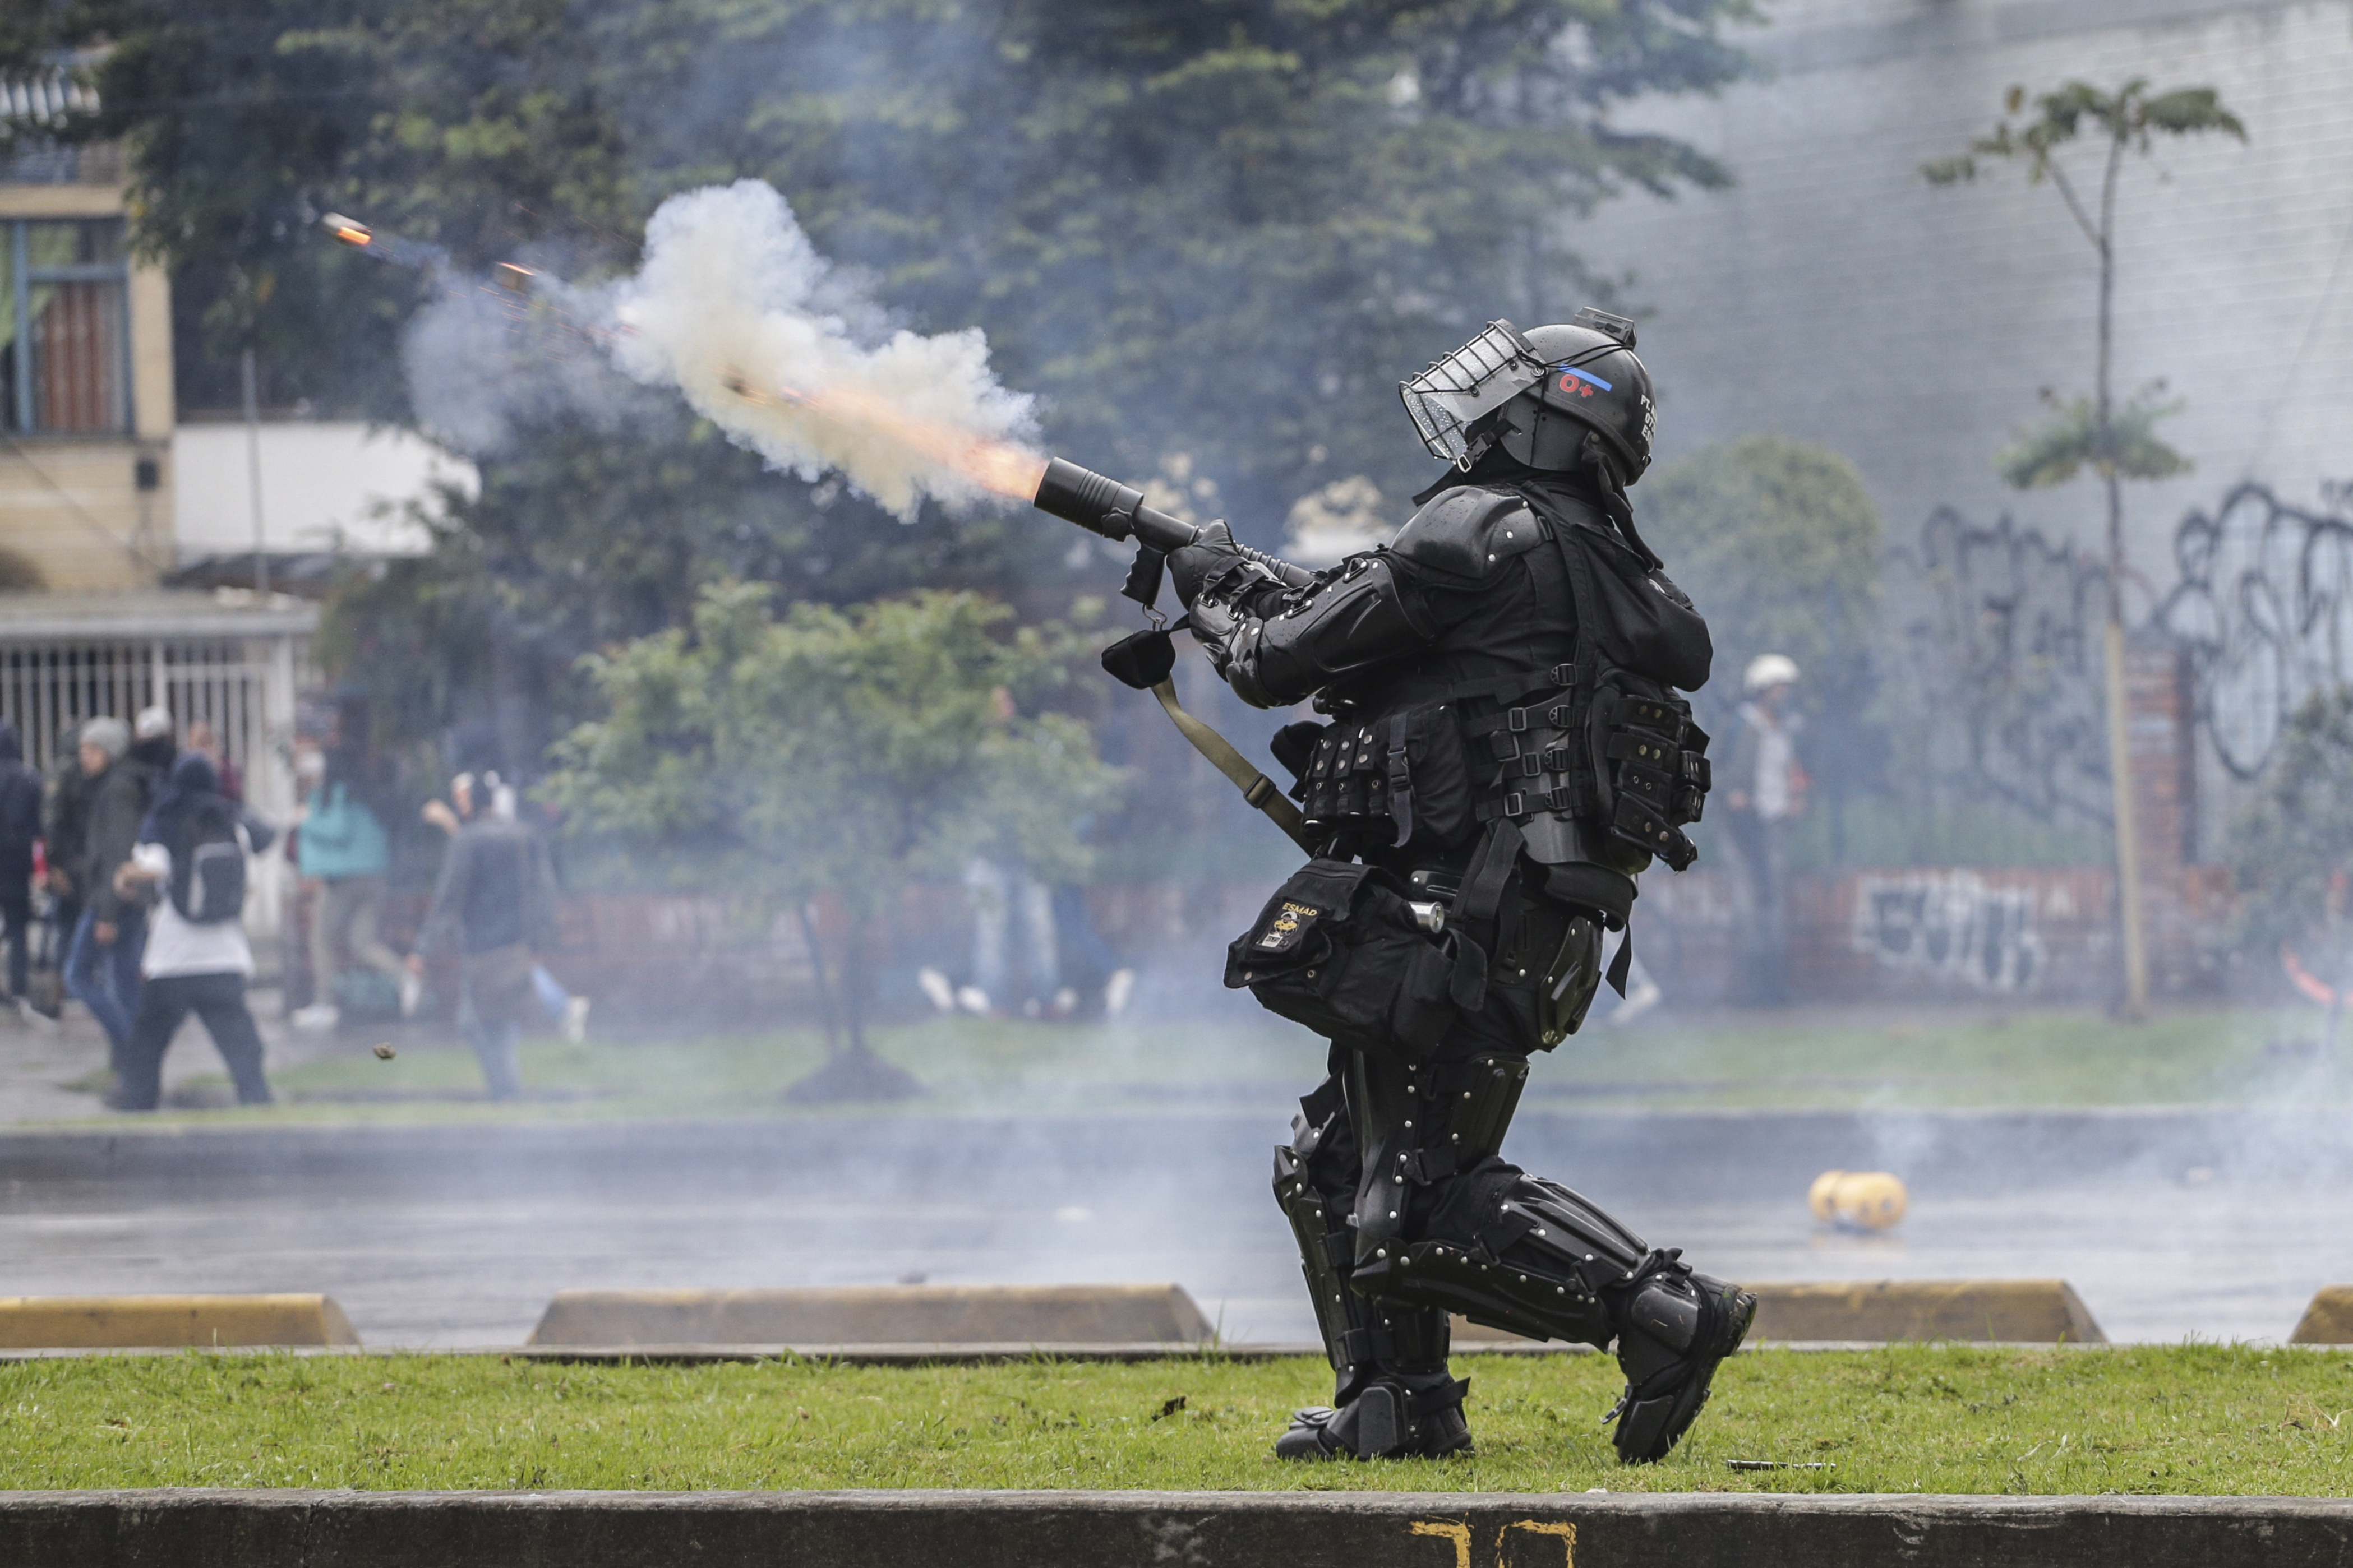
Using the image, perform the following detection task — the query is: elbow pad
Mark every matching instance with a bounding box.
[1220,555,1434,708]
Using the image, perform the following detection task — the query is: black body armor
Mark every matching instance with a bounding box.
[1171,452,1749,1467]
[1186,474,1713,931]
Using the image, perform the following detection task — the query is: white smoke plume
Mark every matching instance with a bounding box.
[607,179,1044,519]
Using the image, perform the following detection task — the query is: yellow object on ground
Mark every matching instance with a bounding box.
[528,1283,1213,1348]
[1809,1169,1909,1230]
[2288,1285,2353,1344]
[0,1294,360,1348]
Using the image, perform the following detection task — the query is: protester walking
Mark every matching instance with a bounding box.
[292,739,410,1028]
[109,752,276,1111]
[1723,654,1808,1005]
[422,791,587,1042]
[65,713,170,1064]
[0,720,44,1012]
[409,772,560,1100]
[41,722,96,992]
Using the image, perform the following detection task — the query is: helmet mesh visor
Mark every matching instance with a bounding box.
[1397,320,1546,461]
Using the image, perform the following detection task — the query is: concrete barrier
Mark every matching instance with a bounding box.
[5,1488,2351,1567]
[2290,1286,2353,1344]
[0,1294,359,1349]
[527,1284,1212,1348]
[1455,1279,2105,1346]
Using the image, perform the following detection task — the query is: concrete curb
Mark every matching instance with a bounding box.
[0,1340,2183,1365]
[5,1488,2352,1567]
[526,1284,1213,1348]
[0,1294,358,1349]
[2291,1285,2353,1344]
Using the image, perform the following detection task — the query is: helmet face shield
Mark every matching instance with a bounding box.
[1397,319,1548,462]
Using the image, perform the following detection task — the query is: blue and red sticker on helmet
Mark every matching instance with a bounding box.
[1553,363,1612,397]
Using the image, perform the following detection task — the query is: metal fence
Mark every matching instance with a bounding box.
[0,627,308,933]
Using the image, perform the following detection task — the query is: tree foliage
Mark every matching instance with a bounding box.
[1921,80,2245,193]
[2227,686,2353,965]
[540,584,1121,1045]
[1922,78,2243,522]
[1642,435,1883,703]
[23,0,1757,762]
[1640,435,1885,857]
[1994,386,2191,491]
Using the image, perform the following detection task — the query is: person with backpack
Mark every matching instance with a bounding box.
[108,751,276,1112]
[64,712,170,1064]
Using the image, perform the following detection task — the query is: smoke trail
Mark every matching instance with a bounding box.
[607,179,1044,519]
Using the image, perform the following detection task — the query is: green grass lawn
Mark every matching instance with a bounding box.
[99,1001,2340,1127]
[4,1347,2351,1495]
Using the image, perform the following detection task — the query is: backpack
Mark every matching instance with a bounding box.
[170,798,247,924]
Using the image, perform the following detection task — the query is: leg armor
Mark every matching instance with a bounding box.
[1270,1065,1470,1460]
[1344,1046,1757,1464]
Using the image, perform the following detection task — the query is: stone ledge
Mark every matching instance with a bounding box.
[0,1294,359,1349]
[4,1488,2352,1568]
[527,1284,1212,1348]
[0,1339,2213,1366]
[2290,1286,2353,1344]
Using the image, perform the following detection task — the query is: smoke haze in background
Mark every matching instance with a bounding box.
[613,181,1043,520]
[403,179,1042,522]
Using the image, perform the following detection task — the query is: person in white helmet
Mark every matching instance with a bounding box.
[1723,653,1807,1003]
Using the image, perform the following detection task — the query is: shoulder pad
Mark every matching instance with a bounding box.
[1390,487,1543,581]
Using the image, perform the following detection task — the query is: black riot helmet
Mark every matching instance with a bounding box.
[1399,308,1657,482]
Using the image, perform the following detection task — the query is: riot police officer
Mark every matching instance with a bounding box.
[1166,311,1752,1464]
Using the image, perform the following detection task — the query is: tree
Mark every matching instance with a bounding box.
[2228,687,2353,1053]
[540,583,1121,1100]
[1925,79,2245,1017]
[22,0,1757,767]
[1639,436,1884,858]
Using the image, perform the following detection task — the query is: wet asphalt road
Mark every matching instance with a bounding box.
[1,1107,2347,1347]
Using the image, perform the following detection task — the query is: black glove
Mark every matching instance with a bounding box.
[1167,520,1245,608]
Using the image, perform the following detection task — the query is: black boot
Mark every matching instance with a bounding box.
[1275,1373,1474,1460]
[1604,1251,1755,1463]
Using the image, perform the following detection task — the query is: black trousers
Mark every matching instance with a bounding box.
[0,886,27,998]
[116,972,274,1112]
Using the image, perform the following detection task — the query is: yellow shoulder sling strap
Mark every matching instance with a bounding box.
[1147,678,1316,854]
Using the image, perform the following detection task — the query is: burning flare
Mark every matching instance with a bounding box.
[609,181,1041,520]
[719,372,1048,502]
[334,184,1044,516]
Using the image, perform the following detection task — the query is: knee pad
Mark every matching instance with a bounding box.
[1349,1052,1530,1260]
[1355,1164,1649,1349]
[1276,1143,1452,1383]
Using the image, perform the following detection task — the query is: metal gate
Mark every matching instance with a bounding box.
[0,599,315,938]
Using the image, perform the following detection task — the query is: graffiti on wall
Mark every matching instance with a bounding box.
[1851,869,2049,993]
[1906,508,2114,827]
[2156,483,2353,779]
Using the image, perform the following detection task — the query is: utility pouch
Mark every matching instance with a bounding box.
[1299,703,1476,850]
[1586,668,1710,873]
[1225,858,1488,1061]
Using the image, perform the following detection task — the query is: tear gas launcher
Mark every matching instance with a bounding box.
[1027,458,1317,853]
[1030,459,1314,592]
